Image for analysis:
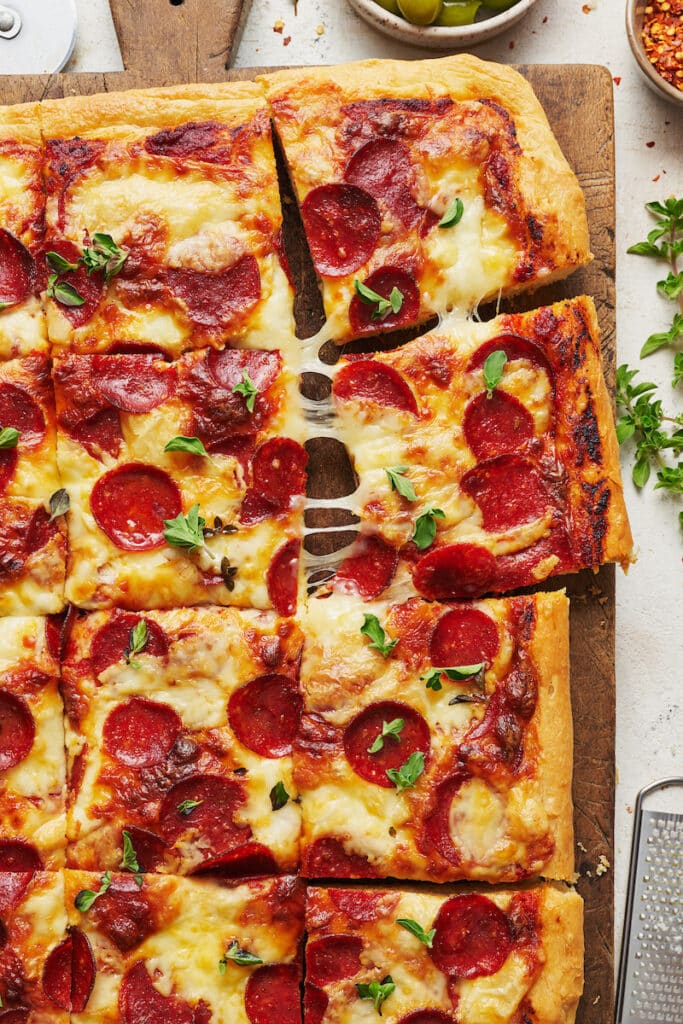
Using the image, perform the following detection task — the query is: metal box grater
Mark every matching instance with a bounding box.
[616,777,683,1024]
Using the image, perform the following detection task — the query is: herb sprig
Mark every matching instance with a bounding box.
[627,198,683,359]
[354,279,403,321]
[356,976,395,1015]
[360,614,398,658]
[219,941,263,971]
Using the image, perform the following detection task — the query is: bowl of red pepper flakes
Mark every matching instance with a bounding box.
[626,0,683,104]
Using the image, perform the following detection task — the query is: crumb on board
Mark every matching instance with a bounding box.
[596,854,611,877]
[593,996,601,1005]
[571,871,581,884]
[273,19,284,33]
[578,841,588,853]
[316,24,325,36]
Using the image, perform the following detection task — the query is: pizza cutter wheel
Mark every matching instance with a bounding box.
[0,0,77,75]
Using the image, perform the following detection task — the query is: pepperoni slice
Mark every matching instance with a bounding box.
[303,838,374,879]
[0,840,41,912]
[345,138,422,228]
[423,772,468,867]
[333,360,418,415]
[461,455,552,533]
[304,984,328,1024]
[228,674,302,758]
[329,889,386,922]
[94,355,175,413]
[430,894,513,979]
[190,842,278,880]
[103,697,182,768]
[165,254,261,330]
[0,229,36,307]
[0,1010,29,1024]
[0,382,45,446]
[349,267,421,335]
[413,543,496,601]
[307,935,363,987]
[145,121,224,159]
[42,927,96,1012]
[0,447,17,493]
[301,184,381,278]
[91,613,169,677]
[241,437,308,526]
[267,539,300,617]
[343,700,430,788]
[468,334,553,382]
[0,691,35,770]
[207,348,281,394]
[429,608,500,668]
[45,240,104,328]
[334,533,398,599]
[119,961,195,1024]
[158,774,251,855]
[91,463,181,551]
[122,825,167,872]
[244,964,300,1024]
[463,390,535,461]
[90,875,154,952]
[66,407,122,461]
[397,1012,454,1024]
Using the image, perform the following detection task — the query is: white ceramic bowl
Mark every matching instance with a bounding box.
[347,0,541,49]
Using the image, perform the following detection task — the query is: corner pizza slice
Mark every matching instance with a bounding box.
[304,884,583,1024]
[326,296,632,602]
[40,82,296,361]
[0,496,66,615]
[54,348,306,612]
[0,101,48,361]
[63,871,304,1024]
[296,590,573,883]
[0,869,71,1021]
[0,354,59,500]
[62,605,304,878]
[0,616,66,870]
[262,55,590,343]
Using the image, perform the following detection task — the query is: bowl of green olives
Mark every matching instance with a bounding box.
[348,0,540,48]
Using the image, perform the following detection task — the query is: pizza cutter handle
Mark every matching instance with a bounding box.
[108,0,250,78]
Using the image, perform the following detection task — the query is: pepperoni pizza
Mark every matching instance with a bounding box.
[304,884,583,1024]
[40,83,296,361]
[262,55,591,343]
[53,348,306,612]
[61,606,304,878]
[0,615,66,870]
[329,296,632,602]
[63,871,304,1024]
[296,591,573,883]
[0,102,48,361]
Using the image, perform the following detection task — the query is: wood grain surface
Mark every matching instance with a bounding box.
[0,56,616,1022]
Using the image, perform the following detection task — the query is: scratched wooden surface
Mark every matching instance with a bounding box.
[0,25,616,1018]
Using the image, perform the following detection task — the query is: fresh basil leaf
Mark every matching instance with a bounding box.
[46,251,79,274]
[177,799,203,816]
[388,286,403,315]
[483,349,507,398]
[81,233,128,280]
[385,466,417,501]
[354,278,403,321]
[232,372,259,413]
[163,504,206,552]
[396,918,435,947]
[356,976,396,1015]
[219,940,264,971]
[124,619,148,667]
[0,426,19,450]
[423,669,443,692]
[386,751,425,792]
[360,614,398,658]
[412,507,445,550]
[75,870,112,912]
[270,781,290,811]
[164,435,211,459]
[367,717,404,755]
[120,830,143,886]
[423,664,485,691]
[438,197,464,229]
[632,457,651,488]
[47,273,85,307]
[49,488,70,520]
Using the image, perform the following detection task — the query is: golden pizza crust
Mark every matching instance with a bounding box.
[0,100,41,144]
[529,884,585,1023]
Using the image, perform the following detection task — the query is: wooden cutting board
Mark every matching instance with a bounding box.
[0,36,617,1023]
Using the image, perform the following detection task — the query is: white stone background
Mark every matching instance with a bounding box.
[69,0,683,970]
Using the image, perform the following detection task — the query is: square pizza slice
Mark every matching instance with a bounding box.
[61,605,304,878]
[304,883,583,1024]
[295,590,573,884]
[40,82,296,361]
[0,101,48,361]
[63,871,304,1024]
[326,296,632,602]
[0,355,59,501]
[262,55,591,343]
[0,496,66,615]
[53,347,306,611]
[0,870,71,1022]
[0,615,66,870]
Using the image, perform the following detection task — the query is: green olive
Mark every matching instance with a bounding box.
[373,0,401,13]
[397,0,443,26]
[436,0,481,25]
[481,0,520,10]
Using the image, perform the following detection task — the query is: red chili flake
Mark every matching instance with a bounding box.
[646,140,656,147]
[542,15,548,22]
[582,4,592,13]
[653,174,661,182]
[508,40,515,49]
[283,35,292,46]
[613,76,622,85]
